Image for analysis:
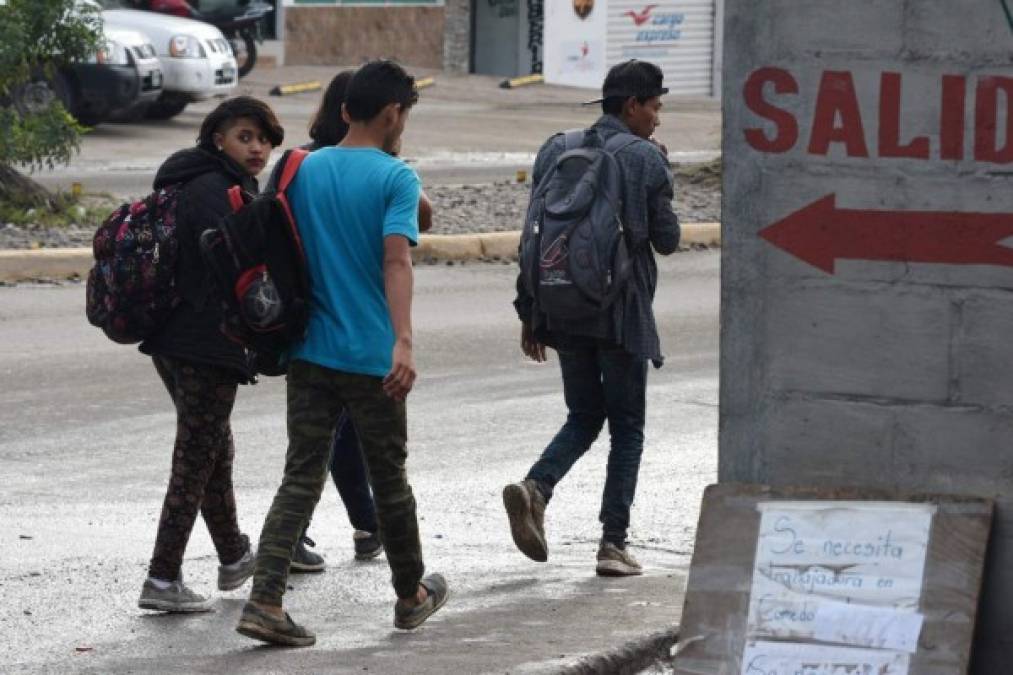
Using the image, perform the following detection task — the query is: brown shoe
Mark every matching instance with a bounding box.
[236,602,316,647]
[394,573,450,630]
[596,541,643,577]
[502,479,548,562]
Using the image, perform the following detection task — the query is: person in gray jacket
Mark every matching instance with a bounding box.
[504,60,680,577]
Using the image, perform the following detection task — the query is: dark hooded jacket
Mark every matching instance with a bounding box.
[139,147,258,382]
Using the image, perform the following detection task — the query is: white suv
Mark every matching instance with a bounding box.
[101,6,237,119]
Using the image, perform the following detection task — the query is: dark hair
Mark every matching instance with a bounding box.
[602,95,654,115]
[309,70,355,147]
[600,60,666,114]
[344,60,419,123]
[197,96,284,150]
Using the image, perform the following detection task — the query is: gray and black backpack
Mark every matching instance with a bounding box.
[519,129,639,322]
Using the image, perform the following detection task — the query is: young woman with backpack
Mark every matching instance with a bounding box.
[137,96,285,613]
[266,70,432,573]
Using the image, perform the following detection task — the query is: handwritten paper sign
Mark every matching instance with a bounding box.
[673,485,992,675]
[742,501,935,669]
[741,640,910,675]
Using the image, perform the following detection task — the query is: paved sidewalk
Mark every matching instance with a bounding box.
[62,565,684,674]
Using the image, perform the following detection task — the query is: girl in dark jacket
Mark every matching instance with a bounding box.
[138,97,284,613]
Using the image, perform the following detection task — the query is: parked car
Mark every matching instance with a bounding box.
[7,23,163,126]
[127,0,273,78]
[101,3,238,119]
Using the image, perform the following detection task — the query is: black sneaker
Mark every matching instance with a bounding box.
[353,530,383,561]
[289,536,326,573]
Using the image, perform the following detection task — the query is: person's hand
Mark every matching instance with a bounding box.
[418,191,433,232]
[383,338,416,400]
[521,322,546,362]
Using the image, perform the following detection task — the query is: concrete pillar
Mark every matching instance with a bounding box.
[719,1,1013,670]
[443,0,471,74]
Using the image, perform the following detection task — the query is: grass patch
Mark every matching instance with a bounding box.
[0,192,118,228]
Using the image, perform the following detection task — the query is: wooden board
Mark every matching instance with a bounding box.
[673,483,994,675]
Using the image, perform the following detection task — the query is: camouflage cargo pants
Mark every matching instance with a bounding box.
[250,359,425,604]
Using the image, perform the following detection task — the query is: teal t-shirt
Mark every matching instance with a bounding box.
[288,146,420,377]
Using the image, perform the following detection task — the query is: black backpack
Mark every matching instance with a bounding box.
[199,148,310,375]
[519,129,639,322]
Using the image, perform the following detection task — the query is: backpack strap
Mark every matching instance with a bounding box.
[604,132,641,156]
[562,128,586,151]
[277,148,310,194]
[227,185,245,213]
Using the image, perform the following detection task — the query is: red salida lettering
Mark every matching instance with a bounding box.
[975,76,1013,164]
[879,72,930,159]
[743,67,799,153]
[940,75,966,161]
[808,71,869,157]
[741,67,1012,165]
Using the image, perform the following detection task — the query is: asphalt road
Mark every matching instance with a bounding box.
[28,66,721,200]
[0,252,719,673]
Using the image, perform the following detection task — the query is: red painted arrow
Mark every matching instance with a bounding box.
[759,194,1013,274]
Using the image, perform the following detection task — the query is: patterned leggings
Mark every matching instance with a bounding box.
[148,356,246,581]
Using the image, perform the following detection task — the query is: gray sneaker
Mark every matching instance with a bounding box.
[218,534,255,591]
[138,574,213,613]
[236,601,316,647]
[502,479,548,562]
[596,541,643,577]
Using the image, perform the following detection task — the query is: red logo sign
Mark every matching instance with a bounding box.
[625,4,657,26]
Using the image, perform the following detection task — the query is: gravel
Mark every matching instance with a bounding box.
[0,161,721,249]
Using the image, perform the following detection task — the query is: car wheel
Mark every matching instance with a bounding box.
[11,73,84,122]
[145,95,188,120]
[232,32,258,78]
[11,78,57,116]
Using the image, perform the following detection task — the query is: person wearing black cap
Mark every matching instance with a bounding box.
[504,59,680,577]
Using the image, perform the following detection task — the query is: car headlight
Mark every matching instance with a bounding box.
[95,40,130,66]
[169,35,206,59]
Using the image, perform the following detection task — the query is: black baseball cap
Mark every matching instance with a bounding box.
[583,59,669,105]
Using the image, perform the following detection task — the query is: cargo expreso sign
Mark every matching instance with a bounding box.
[622,4,684,43]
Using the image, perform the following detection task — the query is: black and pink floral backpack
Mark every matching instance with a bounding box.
[85,186,182,344]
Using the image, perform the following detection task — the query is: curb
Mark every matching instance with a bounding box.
[269,80,322,96]
[411,223,720,263]
[500,73,545,89]
[0,223,720,282]
[0,247,93,282]
[555,627,679,675]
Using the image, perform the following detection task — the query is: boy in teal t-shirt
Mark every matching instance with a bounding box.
[289,146,420,377]
[238,61,448,648]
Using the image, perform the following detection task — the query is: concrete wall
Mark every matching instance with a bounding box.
[719,1,1013,670]
[443,0,471,73]
[285,6,445,69]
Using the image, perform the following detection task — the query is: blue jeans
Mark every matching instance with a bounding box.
[329,411,379,533]
[526,337,648,546]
